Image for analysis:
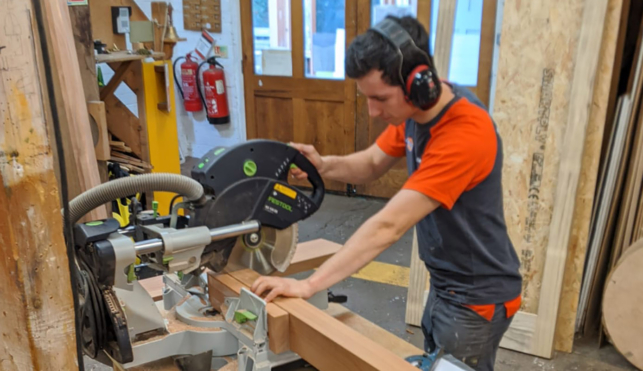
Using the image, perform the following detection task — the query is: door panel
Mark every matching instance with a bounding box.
[255,96,294,142]
[356,115,408,198]
[292,99,351,191]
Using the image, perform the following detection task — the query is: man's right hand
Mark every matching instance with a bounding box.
[289,142,326,180]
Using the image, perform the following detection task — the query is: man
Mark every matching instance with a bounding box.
[251,15,522,371]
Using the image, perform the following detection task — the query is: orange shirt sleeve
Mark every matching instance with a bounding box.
[375,123,406,158]
[402,115,497,210]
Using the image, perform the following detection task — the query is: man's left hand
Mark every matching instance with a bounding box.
[251,276,314,303]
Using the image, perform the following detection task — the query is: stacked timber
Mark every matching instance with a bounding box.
[109,139,153,174]
[576,5,643,366]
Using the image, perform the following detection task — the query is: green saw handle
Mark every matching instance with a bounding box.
[292,151,325,208]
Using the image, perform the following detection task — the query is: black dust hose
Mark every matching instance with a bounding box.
[196,60,209,110]
[173,56,186,100]
[30,0,84,369]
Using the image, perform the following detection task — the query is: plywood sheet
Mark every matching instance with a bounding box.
[493,0,585,314]
[554,0,624,352]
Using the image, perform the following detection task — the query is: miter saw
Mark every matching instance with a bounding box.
[70,140,326,370]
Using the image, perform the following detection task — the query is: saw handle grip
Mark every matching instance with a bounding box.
[292,151,325,207]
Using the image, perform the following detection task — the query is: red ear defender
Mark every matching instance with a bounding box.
[370,18,442,110]
[406,64,430,96]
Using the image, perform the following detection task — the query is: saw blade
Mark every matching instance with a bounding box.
[225,224,298,275]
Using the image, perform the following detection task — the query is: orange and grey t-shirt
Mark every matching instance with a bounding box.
[376,83,522,316]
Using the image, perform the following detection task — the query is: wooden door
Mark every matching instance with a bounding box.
[241,0,357,193]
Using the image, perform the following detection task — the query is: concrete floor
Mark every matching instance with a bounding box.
[84,185,638,371]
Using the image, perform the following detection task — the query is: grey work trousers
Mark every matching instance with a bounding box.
[421,288,514,371]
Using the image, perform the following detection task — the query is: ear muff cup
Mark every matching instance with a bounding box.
[405,64,442,111]
[370,18,442,110]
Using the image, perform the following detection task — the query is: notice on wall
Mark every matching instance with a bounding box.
[67,0,88,5]
[183,0,222,33]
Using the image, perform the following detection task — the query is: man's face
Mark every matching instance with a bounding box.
[356,69,417,124]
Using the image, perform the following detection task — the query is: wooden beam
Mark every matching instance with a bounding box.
[100,61,133,100]
[326,303,423,360]
[475,0,498,106]
[88,101,110,161]
[227,270,419,371]
[151,2,168,52]
[554,0,625,352]
[531,0,610,357]
[405,230,427,327]
[416,0,431,32]
[433,0,456,78]
[68,3,111,188]
[69,4,100,101]
[0,0,78,368]
[41,0,106,220]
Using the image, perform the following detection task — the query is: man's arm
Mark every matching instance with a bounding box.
[290,142,400,185]
[251,189,440,302]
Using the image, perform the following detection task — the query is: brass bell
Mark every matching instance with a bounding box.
[164,24,181,43]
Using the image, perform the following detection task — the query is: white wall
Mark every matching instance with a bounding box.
[102,0,247,162]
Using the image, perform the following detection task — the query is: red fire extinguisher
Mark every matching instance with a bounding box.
[173,53,203,112]
[197,57,230,125]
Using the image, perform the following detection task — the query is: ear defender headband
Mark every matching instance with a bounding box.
[371,18,442,110]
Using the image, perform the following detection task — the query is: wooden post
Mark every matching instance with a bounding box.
[0,0,78,369]
[40,0,107,220]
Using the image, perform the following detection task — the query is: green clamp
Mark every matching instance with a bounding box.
[234,309,258,324]
[127,263,136,283]
[152,200,159,218]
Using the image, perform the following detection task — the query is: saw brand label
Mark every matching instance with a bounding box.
[274,184,296,199]
[267,196,292,212]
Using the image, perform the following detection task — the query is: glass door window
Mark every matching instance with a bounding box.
[253,0,293,76]
[370,0,418,26]
[303,0,346,79]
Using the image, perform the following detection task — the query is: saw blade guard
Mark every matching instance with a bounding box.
[191,139,325,210]
[191,140,325,274]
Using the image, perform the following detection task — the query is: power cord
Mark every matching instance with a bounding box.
[31,1,84,369]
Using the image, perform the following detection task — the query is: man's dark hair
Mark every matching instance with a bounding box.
[345,15,433,87]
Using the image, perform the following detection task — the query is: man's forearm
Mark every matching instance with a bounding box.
[304,216,401,294]
[321,151,377,184]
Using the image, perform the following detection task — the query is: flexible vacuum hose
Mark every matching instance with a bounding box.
[68,173,205,224]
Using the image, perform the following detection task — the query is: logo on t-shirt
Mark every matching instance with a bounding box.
[406,137,414,152]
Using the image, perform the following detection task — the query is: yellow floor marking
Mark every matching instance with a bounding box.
[350,261,411,288]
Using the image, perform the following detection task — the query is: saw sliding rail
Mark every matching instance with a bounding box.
[133,220,261,255]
